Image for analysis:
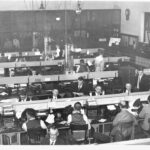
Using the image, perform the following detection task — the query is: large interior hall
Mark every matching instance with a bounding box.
[0,0,150,146]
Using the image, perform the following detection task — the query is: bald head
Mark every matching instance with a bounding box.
[53,89,59,97]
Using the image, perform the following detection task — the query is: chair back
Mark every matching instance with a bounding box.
[2,132,19,145]
[70,124,88,142]
[27,128,46,145]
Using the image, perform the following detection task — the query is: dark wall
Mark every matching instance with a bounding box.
[0,9,121,52]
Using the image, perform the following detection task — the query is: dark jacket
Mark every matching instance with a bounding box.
[72,82,89,95]
[78,64,89,73]
[41,134,76,145]
[134,74,150,92]
[71,113,86,125]
[26,119,41,130]
[41,136,66,145]
[91,92,103,96]
[49,94,62,99]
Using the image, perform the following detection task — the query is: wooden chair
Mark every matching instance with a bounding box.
[27,128,46,145]
[1,132,20,145]
[70,124,88,144]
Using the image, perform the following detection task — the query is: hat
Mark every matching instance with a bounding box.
[133,98,141,107]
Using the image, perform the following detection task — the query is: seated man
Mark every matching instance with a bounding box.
[50,89,61,100]
[54,112,64,124]
[91,85,105,96]
[72,76,89,97]
[139,95,150,131]
[111,101,137,141]
[76,59,89,73]
[134,69,150,92]
[67,102,91,130]
[22,108,47,132]
[41,125,76,145]
[124,83,132,94]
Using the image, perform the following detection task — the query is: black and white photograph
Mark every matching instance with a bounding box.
[0,0,150,148]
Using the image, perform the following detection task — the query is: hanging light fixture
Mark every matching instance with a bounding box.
[76,0,82,14]
[39,1,45,10]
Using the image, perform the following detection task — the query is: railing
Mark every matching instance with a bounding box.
[120,33,139,48]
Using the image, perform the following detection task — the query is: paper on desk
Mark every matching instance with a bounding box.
[1,98,18,103]
[0,92,8,96]
[99,119,107,122]
[74,48,81,52]
[59,121,67,124]
[16,110,22,119]
[44,78,51,81]
[107,105,116,110]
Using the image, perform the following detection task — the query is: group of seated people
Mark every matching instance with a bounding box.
[23,76,105,101]
[25,71,148,101]
[18,94,150,145]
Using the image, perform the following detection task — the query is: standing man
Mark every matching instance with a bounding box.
[94,49,104,72]
[135,69,150,92]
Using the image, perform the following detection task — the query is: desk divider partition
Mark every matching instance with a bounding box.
[0,70,118,85]
[0,56,130,68]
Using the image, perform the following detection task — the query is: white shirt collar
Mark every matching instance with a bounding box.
[50,139,56,145]
[53,96,57,99]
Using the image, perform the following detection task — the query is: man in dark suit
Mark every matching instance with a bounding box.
[41,126,65,145]
[135,69,150,92]
[72,76,89,96]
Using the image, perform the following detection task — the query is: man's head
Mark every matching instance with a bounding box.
[80,59,84,64]
[119,100,128,109]
[56,112,62,118]
[78,76,84,85]
[125,83,132,91]
[25,108,36,120]
[74,102,82,111]
[49,126,59,141]
[52,89,59,97]
[95,85,102,94]
[138,69,144,76]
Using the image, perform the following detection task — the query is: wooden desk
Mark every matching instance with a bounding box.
[0,128,25,145]
[0,70,118,84]
[91,121,112,136]
[0,56,130,68]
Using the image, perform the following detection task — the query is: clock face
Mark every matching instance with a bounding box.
[125,9,130,20]
[125,9,130,16]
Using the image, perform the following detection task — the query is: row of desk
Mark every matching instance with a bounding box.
[0,71,118,85]
[0,56,130,68]
[0,91,149,117]
[0,91,149,145]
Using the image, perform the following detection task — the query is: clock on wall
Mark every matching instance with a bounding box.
[125,8,130,21]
